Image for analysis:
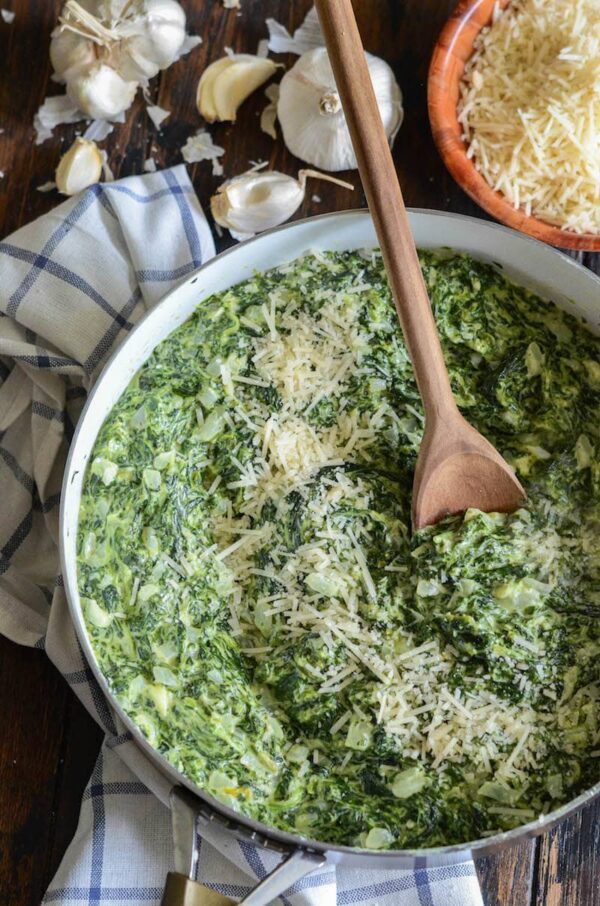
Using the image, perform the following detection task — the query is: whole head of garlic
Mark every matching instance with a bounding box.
[211,167,353,238]
[50,0,190,119]
[277,46,403,172]
[197,54,281,123]
[55,136,103,195]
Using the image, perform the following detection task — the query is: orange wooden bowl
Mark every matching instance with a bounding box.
[428,0,600,252]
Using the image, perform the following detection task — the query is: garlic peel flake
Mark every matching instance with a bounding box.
[55,137,103,195]
[197,54,281,123]
[278,46,403,172]
[182,129,225,176]
[266,7,323,56]
[260,83,279,139]
[211,167,353,237]
[83,118,115,141]
[174,33,202,61]
[146,103,170,128]
[34,94,83,145]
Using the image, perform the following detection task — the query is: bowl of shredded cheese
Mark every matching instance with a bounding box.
[428,0,600,250]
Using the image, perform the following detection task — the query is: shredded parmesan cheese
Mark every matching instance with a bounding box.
[208,263,551,778]
[458,0,600,234]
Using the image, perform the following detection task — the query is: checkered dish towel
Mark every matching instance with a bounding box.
[0,166,484,906]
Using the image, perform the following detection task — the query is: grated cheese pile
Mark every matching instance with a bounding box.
[458,0,600,234]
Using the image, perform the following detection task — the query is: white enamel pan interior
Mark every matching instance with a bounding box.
[61,209,600,869]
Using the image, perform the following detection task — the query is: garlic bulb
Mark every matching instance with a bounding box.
[277,47,403,172]
[211,167,353,238]
[55,137,103,195]
[67,62,138,120]
[49,0,193,119]
[197,54,280,123]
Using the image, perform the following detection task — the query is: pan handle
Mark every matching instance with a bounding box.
[161,873,235,906]
[237,849,327,906]
[161,846,325,906]
[165,786,326,906]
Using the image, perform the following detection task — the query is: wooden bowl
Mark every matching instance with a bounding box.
[428,0,600,252]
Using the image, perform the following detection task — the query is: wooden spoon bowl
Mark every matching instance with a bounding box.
[428,0,600,253]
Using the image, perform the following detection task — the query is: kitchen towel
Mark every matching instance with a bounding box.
[0,166,484,906]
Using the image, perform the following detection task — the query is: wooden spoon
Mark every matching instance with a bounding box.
[314,0,526,530]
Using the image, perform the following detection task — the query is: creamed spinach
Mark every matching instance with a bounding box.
[78,251,600,849]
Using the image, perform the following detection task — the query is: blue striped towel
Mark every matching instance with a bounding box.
[0,165,484,906]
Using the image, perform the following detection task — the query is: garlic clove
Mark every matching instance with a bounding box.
[142,0,186,65]
[55,137,103,195]
[196,57,235,123]
[212,170,305,235]
[212,57,279,122]
[67,62,138,119]
[211,167,354,237]
[277,46,403,172]
[50,28,96,83]
[197,54,280,123]
[111,42,162,82]
[116,0,187,81]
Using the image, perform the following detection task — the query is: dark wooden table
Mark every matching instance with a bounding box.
[1,2,599,904]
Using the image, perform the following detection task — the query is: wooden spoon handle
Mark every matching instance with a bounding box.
[314,0,457,422]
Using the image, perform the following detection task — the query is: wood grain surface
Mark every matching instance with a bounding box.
[0,2,598,905]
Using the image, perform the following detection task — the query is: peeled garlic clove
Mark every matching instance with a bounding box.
[196,57,235,122]
[67,62,138,119]
[278,46,403,172]
[55,137,103,195]
[211,170,305,235]
[212,57,279,122]
[197,54,280,123]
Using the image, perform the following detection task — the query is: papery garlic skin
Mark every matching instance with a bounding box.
[278,46,403,172]
[197,54,280,123]
[67,62,138,120]
[55,137,103,195]
[182,129,225,176]
[260,83,279,139]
